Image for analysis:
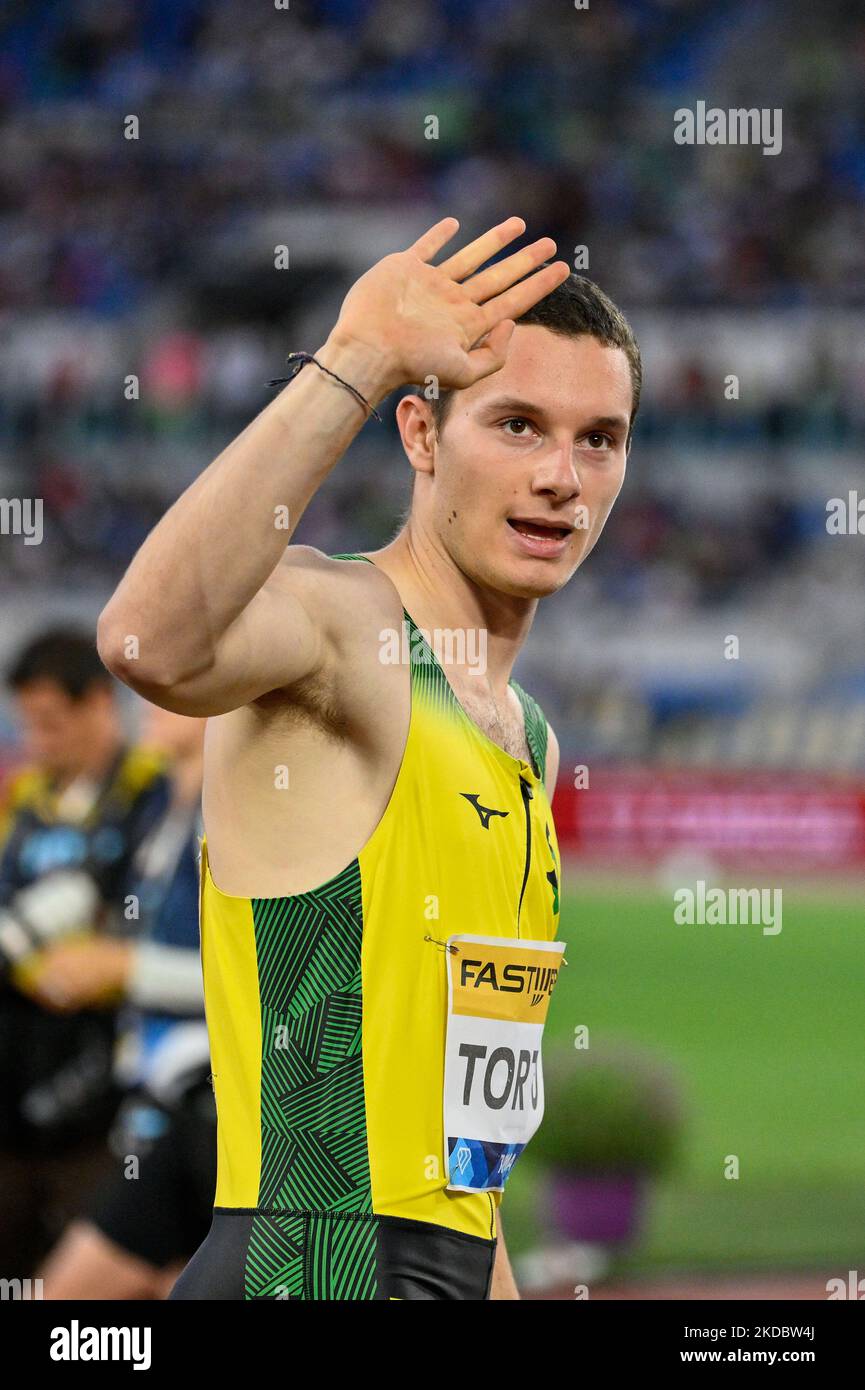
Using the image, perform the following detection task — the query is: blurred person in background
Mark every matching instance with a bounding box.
[0,630,169,1277]
[38,705,214,1301]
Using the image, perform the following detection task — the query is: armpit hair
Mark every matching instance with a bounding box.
[251,669,352,744]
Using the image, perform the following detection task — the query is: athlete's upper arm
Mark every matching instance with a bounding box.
[105,548,380,718]
[544,722,560,793]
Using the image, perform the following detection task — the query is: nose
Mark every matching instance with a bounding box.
[533,441,582,501]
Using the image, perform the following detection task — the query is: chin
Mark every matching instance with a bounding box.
[508,542,589,598]
[489,560,573,600]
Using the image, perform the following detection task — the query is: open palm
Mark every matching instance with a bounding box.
[334,216,571,392]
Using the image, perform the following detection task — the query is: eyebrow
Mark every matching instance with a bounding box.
[478,397,630,433]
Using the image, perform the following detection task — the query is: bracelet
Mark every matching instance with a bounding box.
[266,351,383,422]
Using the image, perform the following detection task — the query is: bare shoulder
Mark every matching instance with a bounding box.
[271,545,404,641]
[261,545,407,734]
[204,547,412,896]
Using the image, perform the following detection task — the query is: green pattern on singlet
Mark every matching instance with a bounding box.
[252,859,371,1212]
[245,858,379,1298]
[509,681,549,784]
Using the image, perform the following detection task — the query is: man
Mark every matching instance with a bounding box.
[38,705,214,1300]
[99,216,641,1299]
[0,630,168,1275]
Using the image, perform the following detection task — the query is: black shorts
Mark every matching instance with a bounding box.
[169,1208,496,1300]
[88,1075,217,1269]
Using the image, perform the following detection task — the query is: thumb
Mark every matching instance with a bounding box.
[462,319,515,384]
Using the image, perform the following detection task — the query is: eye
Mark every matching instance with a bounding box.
[500,417,536,437]
[582,431,614,450]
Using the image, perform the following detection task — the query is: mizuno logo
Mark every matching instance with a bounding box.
[460,793,509,829]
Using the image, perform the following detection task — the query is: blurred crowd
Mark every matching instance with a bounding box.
[1,0,864,313]
[0,0,861,1300]
[0,0,862,765]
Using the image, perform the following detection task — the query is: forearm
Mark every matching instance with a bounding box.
[98,215,569,697]
[490,1221,520,1300]
[98,332,395,687]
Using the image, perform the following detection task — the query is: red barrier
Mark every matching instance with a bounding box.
[551,768,865,869]
[4,746,862,871]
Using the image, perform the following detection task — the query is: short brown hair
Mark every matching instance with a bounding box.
[429,269,642,446]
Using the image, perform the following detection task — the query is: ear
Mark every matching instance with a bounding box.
[395,394,438,478]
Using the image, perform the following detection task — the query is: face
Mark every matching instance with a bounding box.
[401,325,633,599]
[14,679,117,778]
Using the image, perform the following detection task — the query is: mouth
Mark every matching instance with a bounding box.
[506,517,574,557]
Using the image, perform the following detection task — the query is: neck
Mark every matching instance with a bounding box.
[370,522,537,695]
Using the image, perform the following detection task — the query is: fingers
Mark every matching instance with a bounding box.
[406,216,460,262]
[436,216,527,281]
[462,236,558,305]
[459,319,516,386]
[477,261,572,332]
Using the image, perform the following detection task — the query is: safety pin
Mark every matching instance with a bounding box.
[424,935,459,954]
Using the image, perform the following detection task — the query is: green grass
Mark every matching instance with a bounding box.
[504,879,865,1272]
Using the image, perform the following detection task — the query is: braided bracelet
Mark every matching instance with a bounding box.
[267,351,383,422]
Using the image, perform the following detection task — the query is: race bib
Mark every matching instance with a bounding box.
[444,934,566,1193]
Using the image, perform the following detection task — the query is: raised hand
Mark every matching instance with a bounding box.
[330,216,571,393]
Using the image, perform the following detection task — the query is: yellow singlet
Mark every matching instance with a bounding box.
[183,555,563,1300]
